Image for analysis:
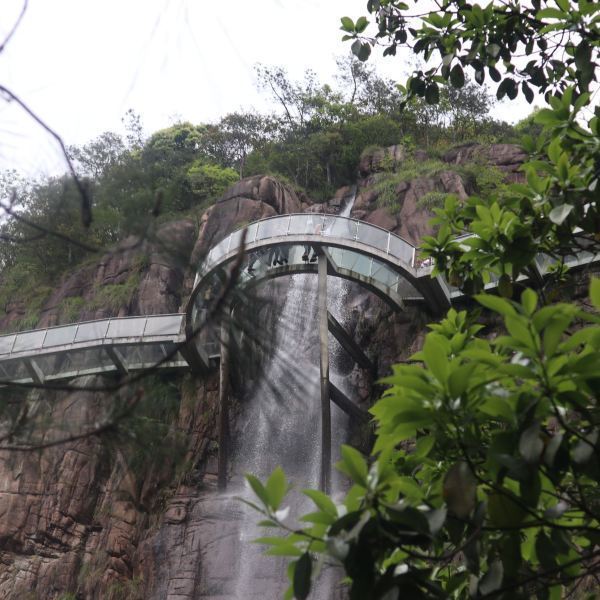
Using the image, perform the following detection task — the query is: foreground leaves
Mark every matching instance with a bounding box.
[247,283,600,598]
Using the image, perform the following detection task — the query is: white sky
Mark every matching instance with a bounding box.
[0,0,534,178]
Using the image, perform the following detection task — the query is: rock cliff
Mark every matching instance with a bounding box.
[0,148,524,598]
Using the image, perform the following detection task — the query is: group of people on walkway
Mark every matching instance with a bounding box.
[246,244,318,275]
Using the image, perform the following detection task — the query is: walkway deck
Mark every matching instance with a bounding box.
[0,213,597,384]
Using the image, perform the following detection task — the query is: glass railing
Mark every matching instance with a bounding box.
[200,214,417,275]
[0,313,184,357]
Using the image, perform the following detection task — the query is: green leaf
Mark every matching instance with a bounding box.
[572,430,598,464]
[549,203,573,225]
[519,422,544,464]
[575,41,592,72]
[425,82,440,104]
[267,544,303,558]
[522,81,534,103]
[479,560,504,595]
[450,63,465,88]
[246,474,270,508]
[299,511,335,525]
[303,489,337,517]
[413,434,435,458]
[489,66,502,82]
[521,288,538,316]
[265,467,287,510]
[339,445,368,487]
[423,334,448,383]
[536,7,567,19]
[352,40,371,61]
[355,16,369,33]
[340,16,354,32]
[475,294,517,317]
[396,476,425,501]
[479,396,515,423]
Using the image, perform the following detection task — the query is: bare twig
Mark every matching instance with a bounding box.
[0,0,28,54]
[0,84,92,227]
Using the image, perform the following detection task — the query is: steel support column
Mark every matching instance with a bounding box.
[218,311,231,492]
[318,254,331,493]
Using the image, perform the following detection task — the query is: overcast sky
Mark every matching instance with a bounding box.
[0,0,533,178]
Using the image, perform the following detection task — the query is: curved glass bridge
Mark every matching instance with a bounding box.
[0,213,597,386]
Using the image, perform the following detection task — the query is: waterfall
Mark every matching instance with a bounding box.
[202,190,357,599]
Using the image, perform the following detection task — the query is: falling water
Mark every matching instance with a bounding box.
[211,190,358,599]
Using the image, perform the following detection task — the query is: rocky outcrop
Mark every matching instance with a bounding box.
[193,175,302,259]
[354,169,469,246]
[442,142,526,180]
[358,145,406,177]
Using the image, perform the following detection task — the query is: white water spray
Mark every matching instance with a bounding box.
[212,191,358,599]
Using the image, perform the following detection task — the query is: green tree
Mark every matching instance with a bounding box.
[248,1,600,598]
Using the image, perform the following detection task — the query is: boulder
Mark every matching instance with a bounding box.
[358,145,406,177]
[192,175,301,260]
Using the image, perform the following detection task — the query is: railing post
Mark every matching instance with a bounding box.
[318,254,331,493]
[218,305,231,492]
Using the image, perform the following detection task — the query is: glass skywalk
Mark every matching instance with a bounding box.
[0,213,597,384]
[0,314,188,384]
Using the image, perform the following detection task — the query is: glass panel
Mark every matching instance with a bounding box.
[0,334,16,355]
[325,217,357,239]
[256,218,288,240]
[388,235,415,266]
[118,344,163,367]
[287,214,311,235]
[0,359,28,380]
[358,224,389,252]
[209,238,230,266]
[144,315,183,336]
[74,321,110,343]
[12,330,46,353]
[566,250,594,267]
[78,348,112,371]
[352,254,372,278]
[43,325,78,348]
[106,318,147,339]
[320,216,336,236]
[373,263,399,288]
[535,254,555,274]
[240,222,255,245]
[228,229,245,254]
[335,249,361,271]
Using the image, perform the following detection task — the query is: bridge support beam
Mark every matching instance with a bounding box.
[105,346,129,376]
[318,254,331,493]
[218,313,230,492]
[24,358,45,385]
[327,311,375,375]
[330,383,370,423]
